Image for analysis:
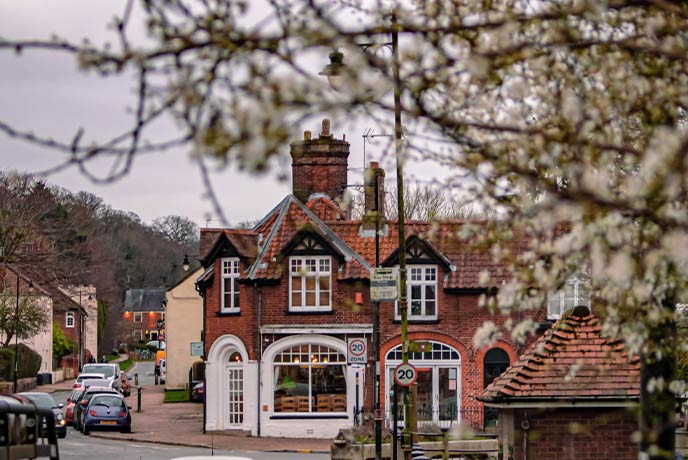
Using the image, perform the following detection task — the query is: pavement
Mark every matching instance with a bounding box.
[39,359,333,454]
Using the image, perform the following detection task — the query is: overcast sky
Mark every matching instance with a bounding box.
[0,1,443,228]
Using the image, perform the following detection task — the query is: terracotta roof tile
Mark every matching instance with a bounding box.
[479,306,640,403]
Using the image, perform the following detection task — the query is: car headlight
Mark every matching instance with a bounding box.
[56,413,64,421]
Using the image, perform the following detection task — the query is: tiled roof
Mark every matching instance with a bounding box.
[479,306,640,403]
[124,288,167,312]
[202,194,524,288]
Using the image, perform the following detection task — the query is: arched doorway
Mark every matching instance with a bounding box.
[483,348,510,430]
[385,341,461,428]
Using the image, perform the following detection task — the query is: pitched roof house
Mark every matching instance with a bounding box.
[122,288,167,344]
[479,306,640,460]
[195,119,548,438]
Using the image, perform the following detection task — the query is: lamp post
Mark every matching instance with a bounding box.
[321,11,410,459]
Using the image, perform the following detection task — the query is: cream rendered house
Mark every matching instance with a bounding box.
[165,267,204,390]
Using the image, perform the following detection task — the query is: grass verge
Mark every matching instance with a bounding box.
[164,390,190,403]
[118,358,134,371]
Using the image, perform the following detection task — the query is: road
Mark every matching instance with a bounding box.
[58,433,329,460]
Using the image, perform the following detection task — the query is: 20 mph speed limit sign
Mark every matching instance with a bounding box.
[347,338,368,364]
[394,363,418,386]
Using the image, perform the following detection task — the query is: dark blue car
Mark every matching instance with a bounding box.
[81,393,132,435]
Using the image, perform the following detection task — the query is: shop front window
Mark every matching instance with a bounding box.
[273,344,346,413]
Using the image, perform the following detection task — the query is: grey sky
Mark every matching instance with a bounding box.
[0,1,444,227]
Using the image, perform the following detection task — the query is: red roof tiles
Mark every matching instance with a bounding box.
[479,306,640,403]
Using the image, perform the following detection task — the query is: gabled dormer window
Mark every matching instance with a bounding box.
[547,276,590,319]
[221,258,240,312]
[396,265,438,320]
[289,256,331,311]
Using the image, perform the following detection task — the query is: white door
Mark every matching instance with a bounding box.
[227,365,244,425]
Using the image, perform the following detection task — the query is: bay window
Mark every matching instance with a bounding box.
[273,344,346,414]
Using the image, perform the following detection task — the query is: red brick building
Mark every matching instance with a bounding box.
[480,306,640,460]
[122,289,166,345]
[195,119,557,438]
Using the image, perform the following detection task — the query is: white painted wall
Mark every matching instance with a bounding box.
[20,296,53,374]
[165,268,203,390]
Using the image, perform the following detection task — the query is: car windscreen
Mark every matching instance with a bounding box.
[82,365,115,377]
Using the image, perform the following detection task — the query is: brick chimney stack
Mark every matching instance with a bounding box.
[364,161,385,222]
[290,118,350,204]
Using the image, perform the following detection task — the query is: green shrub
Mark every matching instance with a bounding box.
[0,344,42,380]
[53,323,76,360]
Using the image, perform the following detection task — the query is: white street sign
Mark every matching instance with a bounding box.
[370,267,400,302]
[394,362,417,387]
[347,338,368,364]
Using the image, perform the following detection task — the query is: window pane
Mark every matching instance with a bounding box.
[548,294,560,316]
[320,291,329,306]
[319,276,330,291]
[306,277,316,290]
[563,283,575,310]
[291,276,301,290]
[411,285,422,301]
[292,292,302,306]
[411,300,422,316]
[425,300,435,316]
[577,283,590,306]
[306,292,316,306]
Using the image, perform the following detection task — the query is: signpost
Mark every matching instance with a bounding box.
[190,341,204,356]
[370,267,400,302]
[348,338,368,365]
[394,362,417,387]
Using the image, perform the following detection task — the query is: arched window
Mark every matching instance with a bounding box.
[273,344,346,413]
[229,352,242,363]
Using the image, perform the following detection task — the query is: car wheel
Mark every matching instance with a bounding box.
[121,426,131,434]
[58,432,67,439]
[82,426,89,436]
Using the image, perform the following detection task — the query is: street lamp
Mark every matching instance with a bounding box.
[320,11,410,460]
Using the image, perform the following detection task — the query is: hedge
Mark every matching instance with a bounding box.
[0,344,42,381]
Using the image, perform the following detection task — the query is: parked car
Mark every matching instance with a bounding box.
[191,382,204,402]
[81,393,132,435]
[74,386,120,431]
[82,363,123,392]
[73,372,106,388]
[64,389,81,424]
[16,392,67,439]
[120,371,131,396]
[159,359,166,384]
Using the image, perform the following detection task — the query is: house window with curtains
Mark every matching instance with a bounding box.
[289,257,331,311]
[221,258,240,312]
[396,265,438,320]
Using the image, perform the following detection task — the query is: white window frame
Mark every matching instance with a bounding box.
[289,256,332,311]
[66,311,75,328]
[221,257,240,312]
[396,265,438,320]
[133,329,143,341]
[133,312,143,323]
[547,276,590,319]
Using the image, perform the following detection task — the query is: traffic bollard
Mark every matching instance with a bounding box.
[134,373,138,386]
[137,386,143,413]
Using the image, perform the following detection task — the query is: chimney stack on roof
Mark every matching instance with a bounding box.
[362,161,386,231]
[290,118,350,205]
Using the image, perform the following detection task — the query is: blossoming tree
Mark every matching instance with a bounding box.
[2,1,688,457]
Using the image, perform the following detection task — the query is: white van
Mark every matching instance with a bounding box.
[159,359,166,384]
[82,363,123,392]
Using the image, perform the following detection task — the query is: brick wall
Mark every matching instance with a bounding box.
[509,407,637,460]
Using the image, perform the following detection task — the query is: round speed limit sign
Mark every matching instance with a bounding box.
[394,363,418,387]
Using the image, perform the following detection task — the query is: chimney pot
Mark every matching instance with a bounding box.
[370,161,379,168]
[304,130,311,140]
[321,118,331,137]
